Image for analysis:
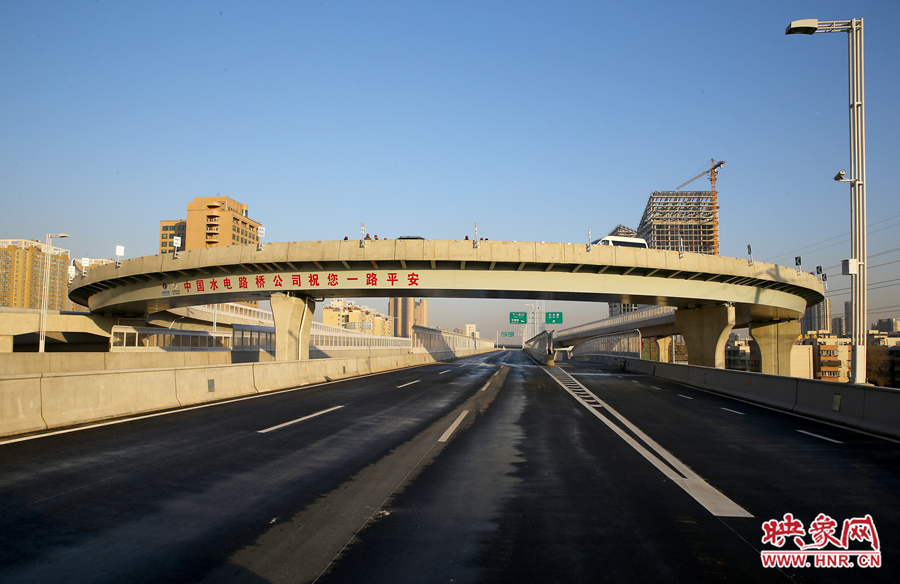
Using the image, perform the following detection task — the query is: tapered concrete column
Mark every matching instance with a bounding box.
[674,305,735,369]
[750,320,800,376]
[653,336,672,363]
[271,293,316,361]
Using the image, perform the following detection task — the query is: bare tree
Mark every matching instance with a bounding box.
[866,343,891,387]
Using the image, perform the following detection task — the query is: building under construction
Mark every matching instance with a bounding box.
[636,159,724,256]
[636,191,719,255]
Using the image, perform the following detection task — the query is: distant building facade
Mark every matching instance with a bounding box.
[389,297,428,338]
[875,318,900,333]
[800,335,852,383]
[801,299,832,335]
[0,239,70,311]
[322,299,393,336]
[159,196,262,254]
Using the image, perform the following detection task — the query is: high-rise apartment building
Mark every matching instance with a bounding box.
[0,239,70,311]
[323,299,394,336]
[875,318,900,334]
[159,196,262,254]
[389,297,428,338]
[845,301,853,337]
[832,316,846,337]
[801,298,832,335]
[636,191,719,255]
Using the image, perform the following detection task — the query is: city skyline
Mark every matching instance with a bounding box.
[3,1,898,339]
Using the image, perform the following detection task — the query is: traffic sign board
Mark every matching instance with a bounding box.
[500,331,514,337]
[510,312,527,324]
[545,312,563,324]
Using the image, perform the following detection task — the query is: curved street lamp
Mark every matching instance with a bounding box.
[786,18,867,384]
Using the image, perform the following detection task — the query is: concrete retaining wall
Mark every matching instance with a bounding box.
[0,347,496,438]
[0,374,46,436]
[0,351,232,375]
[571,353,900,440]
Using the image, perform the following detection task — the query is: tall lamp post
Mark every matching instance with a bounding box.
[786,18,867,384]
[38,233,69,353]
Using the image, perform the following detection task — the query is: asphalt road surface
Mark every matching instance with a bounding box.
[2,350,898,583]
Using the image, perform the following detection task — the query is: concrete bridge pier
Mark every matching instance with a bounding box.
[271,293,316,361]
[750,319,800,376]
[650,336,672,363]
[674,305,735,369]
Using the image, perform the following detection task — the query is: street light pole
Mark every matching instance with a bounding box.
[786,18,867,384]
[38,233,69,353]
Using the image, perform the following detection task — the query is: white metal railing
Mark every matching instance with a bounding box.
[571,330,641,359]
[412,325,496,351]
[310,321,412,349]
[189,303,275,324]
[110,325,232,352]
[557,306,676,339]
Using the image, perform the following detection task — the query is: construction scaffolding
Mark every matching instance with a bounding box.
[607,224,638,238]
[636,191,719,255]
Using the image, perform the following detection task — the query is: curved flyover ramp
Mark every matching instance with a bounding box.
[69,239,823,368]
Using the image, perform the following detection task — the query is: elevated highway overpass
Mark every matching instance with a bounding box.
[69,239,824,371]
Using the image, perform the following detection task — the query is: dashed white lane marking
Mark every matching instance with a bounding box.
[542,367,752,518]
[797,430,843,444]
[631,380,640,384]
[258,405,344,434]
[651,386,662,390]
[439,411,470,442]
[678,394,694,400]
[721,408,745,416]
[397,380,420,388]
[480,382,491,392]
[438,370,451,375]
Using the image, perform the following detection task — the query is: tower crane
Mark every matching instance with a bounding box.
[675,159,725,255]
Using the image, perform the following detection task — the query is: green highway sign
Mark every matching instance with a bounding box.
[500,331,514,337]
[510,312,527,324]
[545,312,563,324]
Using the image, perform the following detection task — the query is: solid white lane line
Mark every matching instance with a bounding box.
[258,405,344,434]
[543,367,752,518]
[439,411,469,442]
[678,394,694,400]
[397,380,420,388]
[438,370,451,375]
[797,430,843,444]
[721,408,745,416]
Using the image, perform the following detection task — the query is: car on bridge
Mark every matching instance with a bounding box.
[591,235,648,249]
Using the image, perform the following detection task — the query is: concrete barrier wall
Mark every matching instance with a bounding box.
[40,368,181,430]
[175,363,258,406]
[0,347,497,438]
[0,374,46,437]
[571,353,900,440]
[0,351,232,375]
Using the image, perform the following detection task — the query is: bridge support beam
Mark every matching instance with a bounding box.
[271,293,316,361]
[652,336,672,363]
[675,305,734,369]
[750,320,800,376]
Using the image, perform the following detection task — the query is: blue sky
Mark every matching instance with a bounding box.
[2,0,898,339]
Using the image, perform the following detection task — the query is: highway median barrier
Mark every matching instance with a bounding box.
[0,373,46,437]
[175,363,257,406]
[40,368,180,430]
